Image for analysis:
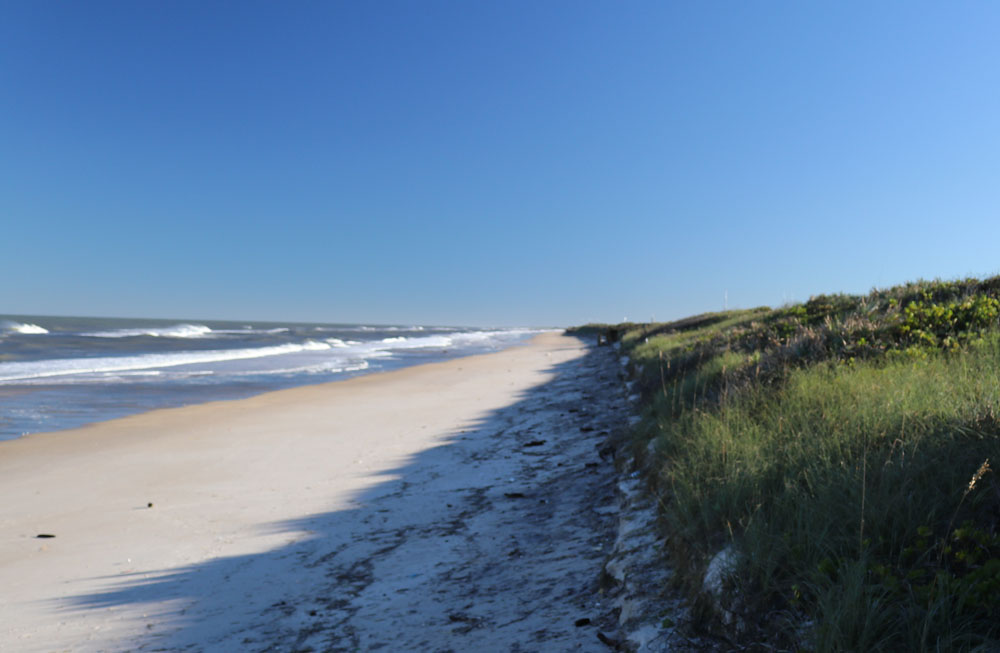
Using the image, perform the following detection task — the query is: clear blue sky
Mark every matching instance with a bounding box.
[2,2,999,327]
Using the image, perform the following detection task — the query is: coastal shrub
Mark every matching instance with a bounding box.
[607,276,1000,649]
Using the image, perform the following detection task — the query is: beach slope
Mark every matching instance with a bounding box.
[0,332,628,651]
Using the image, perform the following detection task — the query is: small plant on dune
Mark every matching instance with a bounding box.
[895,294,1000,349]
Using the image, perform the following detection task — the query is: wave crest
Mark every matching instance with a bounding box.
[0,341,330,383]
[81,323,214,338]
[0,321,49,335]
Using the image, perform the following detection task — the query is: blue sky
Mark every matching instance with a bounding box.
[2,2,999,326]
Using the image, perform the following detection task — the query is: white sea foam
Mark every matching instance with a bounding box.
[380,335,454,349]
[0,341,333,383]
[0,326,546,387]
[448,328,539,346]
[1,321,49,335]
[344,325,429,333]
[214,327,290,335]
[81,323,214,338]
[233,359,371,377]
[361,331,540,355]
[0,324,551,438]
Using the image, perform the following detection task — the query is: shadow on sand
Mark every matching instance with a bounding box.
[64,340,629,651]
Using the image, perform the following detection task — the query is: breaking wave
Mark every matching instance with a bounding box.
[81,323,214,339]
[0,341,333,383]
[1,321,49,335]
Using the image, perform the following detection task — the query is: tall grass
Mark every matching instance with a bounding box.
[603,278,1000,650]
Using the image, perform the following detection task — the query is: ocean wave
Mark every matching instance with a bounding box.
[343,325,429,333]
[1,321,49,335]
[378,335,454,349]
[378,330,541,350]
[0,327,545,386]
[358,331,539,355]
[326,335,456,357]
[448,328,540,345]
[231,359,372,377]
[0,341,333,383]
[81,323,214,339]
[325,339,362,347]
[214,327,290,335]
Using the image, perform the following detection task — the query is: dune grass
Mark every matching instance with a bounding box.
[597,277,1000,650]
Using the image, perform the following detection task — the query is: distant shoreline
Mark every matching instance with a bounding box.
[0,315,548,440]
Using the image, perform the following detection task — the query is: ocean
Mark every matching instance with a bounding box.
[0,315,547,440]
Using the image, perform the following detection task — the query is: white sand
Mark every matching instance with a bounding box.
[0,332,630,651]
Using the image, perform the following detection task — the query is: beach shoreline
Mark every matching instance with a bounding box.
[0,316,548,441]
[0,331,632,651]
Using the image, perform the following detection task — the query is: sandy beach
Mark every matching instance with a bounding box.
[0,332,631,651]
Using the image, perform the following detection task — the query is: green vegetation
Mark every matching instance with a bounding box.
[596,277,1000,651]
